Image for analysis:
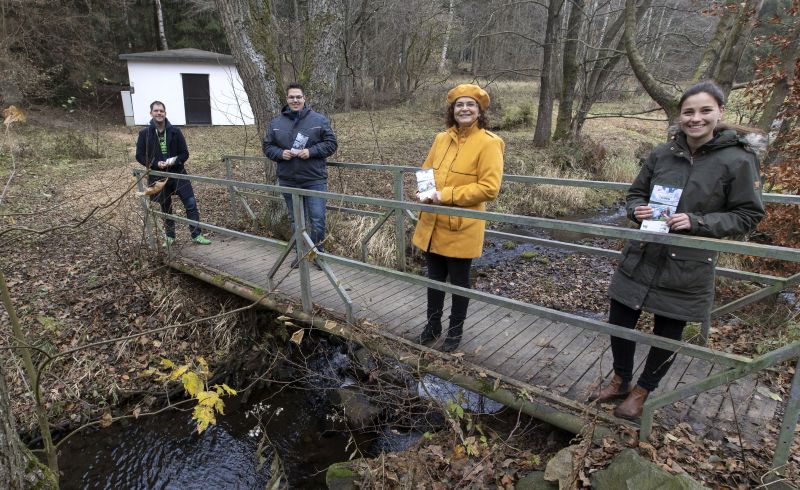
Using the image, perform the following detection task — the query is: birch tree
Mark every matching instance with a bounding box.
[153,0,168,50]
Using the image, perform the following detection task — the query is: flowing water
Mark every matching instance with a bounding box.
[56,207,632,489]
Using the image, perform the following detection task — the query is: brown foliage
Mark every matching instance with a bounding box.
[745,2,800,250]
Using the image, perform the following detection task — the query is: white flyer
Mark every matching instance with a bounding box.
[290,132,309,155]
[415,168,437,201]
[641,184,683,233]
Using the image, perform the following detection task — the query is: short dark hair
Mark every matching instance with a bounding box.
[150,100,166,111]
[446,102,487,129]
[286,82,305,95]
[679,81,725,110]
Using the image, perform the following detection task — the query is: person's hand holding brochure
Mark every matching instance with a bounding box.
[290,133,309,156]
[641,185,683,233]
[416,168,438,202]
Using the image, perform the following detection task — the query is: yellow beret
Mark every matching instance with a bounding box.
[447,84,490,111]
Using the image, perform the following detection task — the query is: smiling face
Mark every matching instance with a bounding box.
[149,103,166,125]
[453,96,480,128]
[286,88,305,112]
[679,92,724,149]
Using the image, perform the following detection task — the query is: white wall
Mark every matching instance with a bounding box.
[127,60,254,126]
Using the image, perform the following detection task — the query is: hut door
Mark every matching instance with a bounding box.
[181,74,211,124]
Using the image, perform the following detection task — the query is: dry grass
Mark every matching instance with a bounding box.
[327,213,399,268]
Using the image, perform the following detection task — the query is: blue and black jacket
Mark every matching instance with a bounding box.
[262,106,337,186]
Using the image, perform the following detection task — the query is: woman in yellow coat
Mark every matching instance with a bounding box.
[412,84,505,352]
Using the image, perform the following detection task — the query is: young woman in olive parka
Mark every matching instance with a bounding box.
[412,84,504,353]
[589,81,766,419]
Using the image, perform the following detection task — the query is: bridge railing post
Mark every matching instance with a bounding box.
[224,157,238,222]
[292,190,313,314]
[772,355,800,477]
[134,172,156,249]
[393,168,406,271]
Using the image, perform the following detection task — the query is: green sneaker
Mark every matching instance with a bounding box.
[163,236,176,247]
[193,234,211,245]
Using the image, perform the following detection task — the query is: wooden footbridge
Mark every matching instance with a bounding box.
[134,157,800,475]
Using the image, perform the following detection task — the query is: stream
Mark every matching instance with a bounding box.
[56,205,629,489]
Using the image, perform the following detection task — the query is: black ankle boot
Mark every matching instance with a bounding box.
[441,321,463,353]
[418,322,441,345]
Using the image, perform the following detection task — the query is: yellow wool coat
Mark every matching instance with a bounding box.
[412,123,504,259]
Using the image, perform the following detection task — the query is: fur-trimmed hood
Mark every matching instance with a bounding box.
[666,124,768,158]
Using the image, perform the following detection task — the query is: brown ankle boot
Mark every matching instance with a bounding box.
[587,375,630,403]
[613,386,649,420]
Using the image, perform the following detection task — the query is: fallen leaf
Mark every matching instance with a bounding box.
[99,411,113,428]
[290,329,304,345]
[756,385,783,402]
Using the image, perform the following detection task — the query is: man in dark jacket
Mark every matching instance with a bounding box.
[262,83,337,267]
[136,100,211,246]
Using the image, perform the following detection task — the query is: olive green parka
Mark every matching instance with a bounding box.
[608,129,765,321]
[412,123,504,259]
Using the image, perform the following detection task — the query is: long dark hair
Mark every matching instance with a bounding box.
[446,102,488,129]
[678,81,763,136]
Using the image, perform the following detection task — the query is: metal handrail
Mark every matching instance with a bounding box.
[134,165,800,474]
[222,155,800,205]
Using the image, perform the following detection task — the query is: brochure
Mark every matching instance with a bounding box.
[415,168,437,201]
[641,184,682,233]
[290,132,309,155]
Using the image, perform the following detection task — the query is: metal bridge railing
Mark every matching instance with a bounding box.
[134,162,800,475]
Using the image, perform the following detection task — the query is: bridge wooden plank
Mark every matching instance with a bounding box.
[522,324,584,387]
[463,312,541,360]
[481,317,554,374]
[539,329,602,395]
[168,237,781,447]
[460,309,528,357]
[557,337,611,400]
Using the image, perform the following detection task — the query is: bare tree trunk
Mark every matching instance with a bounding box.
[533,0,564,146]
[714,0,765,95]
[153,0,168,50]
[0,364,25,489]
[757,33,800,132]
[0,363,56,489]
[214,0,283,136]
[571,1,637,136]
[553,0,587,140]
[302,0,345,115]
[439,0,455,73]
[623,0,679,121]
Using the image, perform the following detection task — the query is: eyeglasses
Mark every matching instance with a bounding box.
[287,95,304,100]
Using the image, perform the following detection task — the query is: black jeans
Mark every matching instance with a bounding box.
[151,177,202,239]
[609,299,686,392]
[425,252,472,329]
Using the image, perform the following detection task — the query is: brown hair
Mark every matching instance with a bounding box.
[446,102,488,129]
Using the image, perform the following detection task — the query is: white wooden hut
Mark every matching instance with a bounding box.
[119,48,254,126]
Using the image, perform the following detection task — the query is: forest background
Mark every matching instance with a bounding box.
[1,0,800,488]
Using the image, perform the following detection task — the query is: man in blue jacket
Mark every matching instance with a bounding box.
[262,83,337,267]
[136,101,211,246]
